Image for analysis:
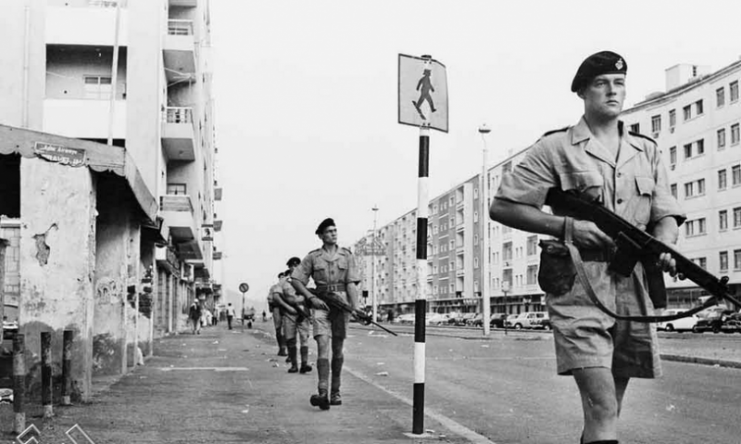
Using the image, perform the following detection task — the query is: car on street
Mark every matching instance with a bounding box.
[468,313,485,327]
[489,314,508,328]
[455,313,476,326]
[426,313,451,326]
[394,313,416,325]
[657,308,699,332]
[504,312,549,329]
[693,309,740,333]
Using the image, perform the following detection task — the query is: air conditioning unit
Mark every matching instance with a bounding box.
[670,164,676,171]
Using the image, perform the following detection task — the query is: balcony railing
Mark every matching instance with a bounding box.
[88,0,127,7]
[168,19,194,36]
[160,195,194,213]
[164,107,193,124]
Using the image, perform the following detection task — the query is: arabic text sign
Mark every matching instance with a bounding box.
[34,142,87,168]
[398,54,448,133]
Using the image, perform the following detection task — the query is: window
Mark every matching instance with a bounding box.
[696,139,704,155]
[720,251,728,272]
[473,211,479,222]
[683,144,692,159]
[474,234,479,245]
[651,115,661,134]
[669,146,677,165]
[684,218,706,237]
[670,184,677,198]
[733,165,741,186]
[683,105,691,121]
[719,210,728,231]
[526,235,538,256]
[669,109,676,127]
[734,207,741,228]
[718,128,726,149]
[731,81,739,102]
[629,123,640,133]
[732,124,740,145]
[717,87,726,107]
[84,75,112,99]
[474,188,478,199]
[695,100,704,115]
[684,179,705,198]
[526,265,538,285]
[735,250,741,270]
[502,242,513,262]
[719,169,727,190]
[692,257,707,269]
[474,257,479,268]
[166,183,187,195]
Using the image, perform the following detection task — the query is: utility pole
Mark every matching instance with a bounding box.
[371,205,379,323]
[479,124,491,336]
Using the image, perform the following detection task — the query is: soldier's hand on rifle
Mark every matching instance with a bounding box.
[572,219,615,250]
[284,305,297,315]
[658,252,684,279]
[307,296,328,311]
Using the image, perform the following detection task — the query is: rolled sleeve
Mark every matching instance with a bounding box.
[650,152,686,226]
[494,142,557,208]
[291,255,313,285]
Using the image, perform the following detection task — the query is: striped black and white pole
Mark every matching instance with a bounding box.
[412,122,430,435]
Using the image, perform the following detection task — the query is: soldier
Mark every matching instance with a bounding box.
[291,218,361,410]
[267,272,288,357]
[490,51,684,444]
[273,257,313,374]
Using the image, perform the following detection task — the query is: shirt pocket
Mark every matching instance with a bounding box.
[313,263,328,284]
[633,176,655,227]
[558,171,604,201]
[336,257,349,283]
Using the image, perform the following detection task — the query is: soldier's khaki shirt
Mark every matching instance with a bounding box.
[291,246,360,288]
[495,116,685,230]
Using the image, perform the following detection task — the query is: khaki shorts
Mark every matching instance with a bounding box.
[312,292,351,339]
[283,313,311,345]
[546,262,661,379]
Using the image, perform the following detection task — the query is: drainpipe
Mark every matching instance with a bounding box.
[107,0,122,145]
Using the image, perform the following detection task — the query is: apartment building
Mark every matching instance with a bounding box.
[621,59,741,308]
[0,0,219,400]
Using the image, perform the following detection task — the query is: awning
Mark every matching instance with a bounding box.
[0,124,157,223]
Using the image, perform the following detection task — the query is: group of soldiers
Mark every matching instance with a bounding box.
[265,218,362,410]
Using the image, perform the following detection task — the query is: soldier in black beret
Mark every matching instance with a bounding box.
[315,218,335,235]
[490,51,683,444]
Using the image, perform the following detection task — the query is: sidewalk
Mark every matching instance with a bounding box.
[0,322,471,444]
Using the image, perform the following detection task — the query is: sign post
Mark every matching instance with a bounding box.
[239,283,249,330]
[398,54,448,437]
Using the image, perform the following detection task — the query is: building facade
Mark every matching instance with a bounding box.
[0,0,219,400]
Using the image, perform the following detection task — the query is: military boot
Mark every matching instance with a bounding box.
[287,341,298,373]
[309,390,330,410]
[309,358,330,410]
[299,346,312,373]
[330,355,343,405]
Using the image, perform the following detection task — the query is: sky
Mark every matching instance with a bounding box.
[210,0,741,309]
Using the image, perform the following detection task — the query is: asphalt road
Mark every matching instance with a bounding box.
[341,324,741,444]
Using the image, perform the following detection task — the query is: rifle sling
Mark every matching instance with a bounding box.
[563,217,715,323]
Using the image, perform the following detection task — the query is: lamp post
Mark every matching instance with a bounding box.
[372,205,379,323]
[478,124,491,336]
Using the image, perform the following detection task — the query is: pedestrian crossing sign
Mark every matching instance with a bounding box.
[398,54,448,133]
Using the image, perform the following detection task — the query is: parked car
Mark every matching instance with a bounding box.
[426,313,451,326]
[657,308,699,332]
[394,313,416,325]
[455,313,476,326]
[489,314,508,328]
[540,317,552,330]
[693,309,740,333]
[468,313,485,327]
[504,312,549,329]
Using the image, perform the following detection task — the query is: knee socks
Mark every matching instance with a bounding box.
[317,358,330,393]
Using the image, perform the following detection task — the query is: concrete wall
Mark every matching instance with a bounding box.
[19,158,96,402]
[46,46,127,100]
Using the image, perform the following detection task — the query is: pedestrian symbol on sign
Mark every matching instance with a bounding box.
[398,54,448,133]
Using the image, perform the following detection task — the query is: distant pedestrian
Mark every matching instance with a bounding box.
[291,218,361,410]
[213,306,220,326]
[188,301,202,335]
[262,310,267,322]
[203,309,213,327]
[226,303,236,330]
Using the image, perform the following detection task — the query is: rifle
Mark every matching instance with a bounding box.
[545,188,741,323]
[310,290,399,336]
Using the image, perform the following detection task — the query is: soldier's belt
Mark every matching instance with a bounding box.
[315,284,347,293]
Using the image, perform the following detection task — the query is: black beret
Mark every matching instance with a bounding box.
[315,218,336,235]
[286,257,301,267]
[571,51,627,92]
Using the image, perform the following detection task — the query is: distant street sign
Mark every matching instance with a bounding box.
[398,54,448,133]
[239,283,249,293]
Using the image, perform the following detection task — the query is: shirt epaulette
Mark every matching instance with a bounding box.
[340,247,353,255]
[541,126,570,138]
[629,131,657,145]
[308,248,322,255]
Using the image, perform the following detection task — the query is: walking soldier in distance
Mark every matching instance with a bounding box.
[291,218,361,410]
[489,51,684,444]
[267,272,288,357]
[274,257,313,374]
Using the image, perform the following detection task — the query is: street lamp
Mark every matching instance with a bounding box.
[478,124,491,336]
[372,205,379,323]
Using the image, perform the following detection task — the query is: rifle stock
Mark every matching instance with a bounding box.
[545,188,740,322]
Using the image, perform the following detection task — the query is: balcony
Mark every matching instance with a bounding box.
[43,99,127,139]
[46,5,129,46]
[160,194,196,242]
[163,20,196,82]
[161,107,195,161]
[169,0,198,6]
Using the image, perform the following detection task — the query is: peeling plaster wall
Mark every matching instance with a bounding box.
[93,200,129,377]
[19,159,95,402]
